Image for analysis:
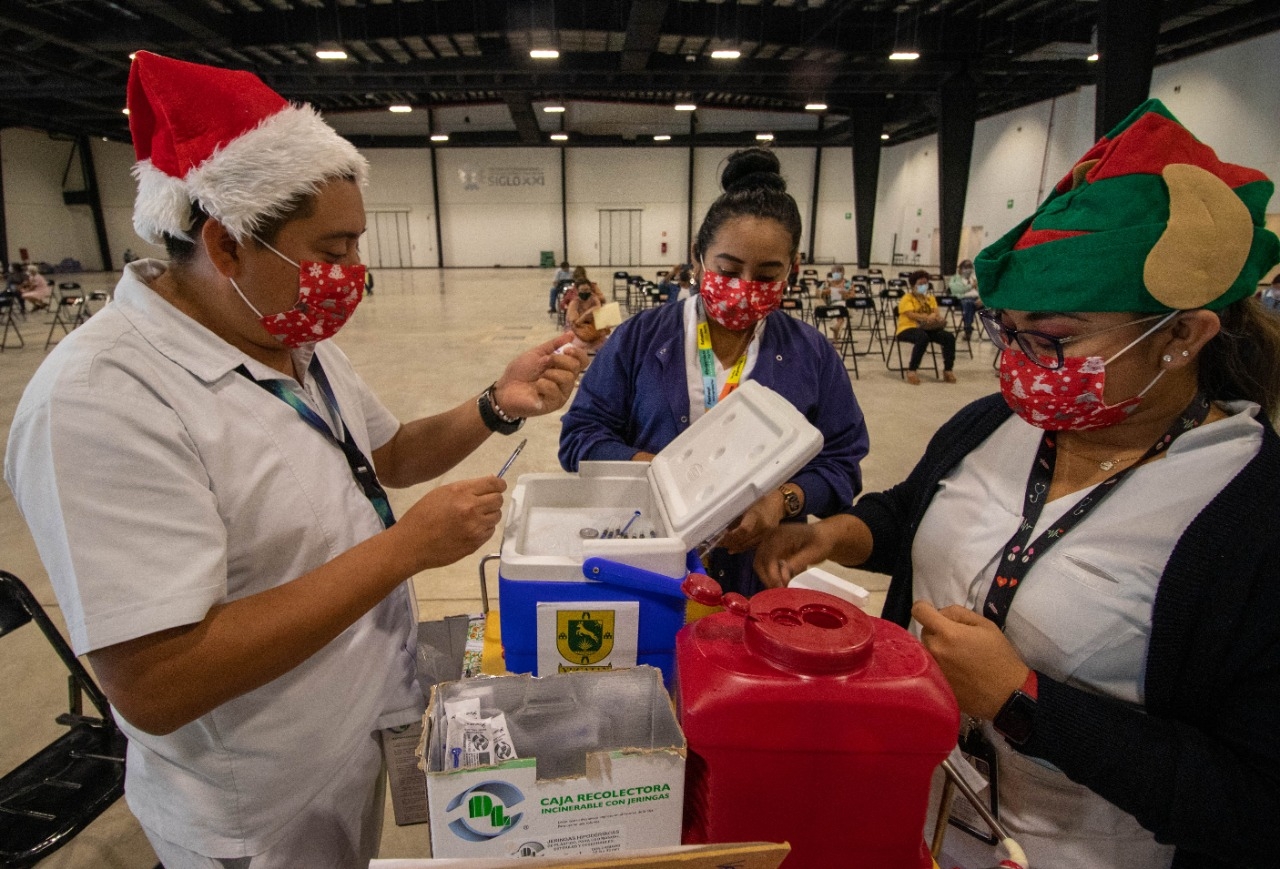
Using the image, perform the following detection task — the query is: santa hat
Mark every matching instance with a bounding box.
[976,99,1279,313]
[128,51,368,245]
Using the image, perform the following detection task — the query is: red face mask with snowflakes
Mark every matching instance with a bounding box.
[231,237,366,347]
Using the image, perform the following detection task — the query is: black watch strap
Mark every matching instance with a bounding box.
[477,383,524,435]
[992,689,1037,746]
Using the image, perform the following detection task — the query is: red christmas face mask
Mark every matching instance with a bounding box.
[998,313,1175,431]
[231,238,365,347]
[698,264,787,332]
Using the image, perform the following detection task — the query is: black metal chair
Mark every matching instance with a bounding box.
[935,295,974,358]
[844,296,883,358]
[44,285,85,352]
[611,271,629,301]
[887,303,941,380]
[813,305,859,378]
[0,571,127,868]
[0,297,23,352]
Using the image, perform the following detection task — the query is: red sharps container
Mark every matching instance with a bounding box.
[675,584,959,868]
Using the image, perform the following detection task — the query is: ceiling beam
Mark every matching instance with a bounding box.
[502,92,543,144]
[621,0,669,73]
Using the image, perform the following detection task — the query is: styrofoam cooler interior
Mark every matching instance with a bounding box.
[497,381,825,682]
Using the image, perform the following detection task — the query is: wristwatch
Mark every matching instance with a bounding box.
[477,383,525,436]
[778,483,803,519]
[993,671,1039,746]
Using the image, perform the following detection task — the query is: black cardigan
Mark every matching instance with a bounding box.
[850,394,1280,869]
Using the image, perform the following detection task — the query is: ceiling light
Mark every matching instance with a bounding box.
[805,103,828,111]
[889,51,920,61]
[316,49,348,61]
[880,133,890,140]
[756,133,774,142]
[674,104,697,111]
[530,49,560,59]
[550,133,568,141]
[543,105,566,113]
[122,107,130,115]
[1087,53,1099,62]
[653,135,671,142]
[430,134,449,142]
[389,105,412,113]
[710,49,741,60]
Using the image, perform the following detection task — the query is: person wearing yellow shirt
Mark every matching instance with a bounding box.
[896,269,957,384]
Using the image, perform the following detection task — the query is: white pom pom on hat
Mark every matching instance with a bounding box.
[127,51,368,245]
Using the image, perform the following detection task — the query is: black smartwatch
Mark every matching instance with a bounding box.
[477,383,525,436]
[992,689,1037,746]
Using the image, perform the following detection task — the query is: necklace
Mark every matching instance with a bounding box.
[1055,441,1146,472]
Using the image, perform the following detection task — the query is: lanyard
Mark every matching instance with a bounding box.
[982,392,1211,629]
[695,299,749,411]
[235,356,396,530]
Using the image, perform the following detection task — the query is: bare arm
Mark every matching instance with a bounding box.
[90,476,505,735]
[753,513,875,587]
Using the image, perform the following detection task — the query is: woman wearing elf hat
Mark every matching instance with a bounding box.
[4,53,585,867]
[757,100,1280,868]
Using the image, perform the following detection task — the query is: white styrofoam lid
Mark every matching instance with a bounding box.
[647,380,823,549]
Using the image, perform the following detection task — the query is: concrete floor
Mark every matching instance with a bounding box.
[0,266,1001,866]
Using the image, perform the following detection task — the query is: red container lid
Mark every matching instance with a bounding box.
[741,587,874,675]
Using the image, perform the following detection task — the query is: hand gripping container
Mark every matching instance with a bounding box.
[498,381,823,684]
[675,586,960,868]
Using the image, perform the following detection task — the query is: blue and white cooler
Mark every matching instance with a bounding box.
[497,381,823,685]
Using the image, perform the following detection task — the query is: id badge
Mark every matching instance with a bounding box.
[949,725,999,845]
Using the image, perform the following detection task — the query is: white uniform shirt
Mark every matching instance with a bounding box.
[681,296,765,423]
[5,261,422,855]
[914,402,1261,869]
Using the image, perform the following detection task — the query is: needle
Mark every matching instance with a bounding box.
[496,438,528,479]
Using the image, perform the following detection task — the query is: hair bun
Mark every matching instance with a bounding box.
[722,147,786,194]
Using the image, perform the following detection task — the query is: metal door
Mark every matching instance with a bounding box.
[597,209,642,268]
[363,210,413,268]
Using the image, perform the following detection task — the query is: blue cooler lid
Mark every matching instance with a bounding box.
[647,381,823,550]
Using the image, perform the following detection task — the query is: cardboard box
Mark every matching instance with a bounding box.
[419,667,686,859]
[370,841,791,868]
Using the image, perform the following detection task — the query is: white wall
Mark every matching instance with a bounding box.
[361,148,437,267]
[4,28,1278,272]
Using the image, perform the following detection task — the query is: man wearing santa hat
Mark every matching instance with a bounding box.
[5,53,585,867]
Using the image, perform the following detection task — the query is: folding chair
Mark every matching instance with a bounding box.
[0,571,127,868]
[875,287,905,357]
[45,289,85,351]
[611,271,629,301]
[779,296,805,321]
[844,296,883,358]
[550,280,573,324]
[813,305,859,378]
[0,297,23,352]
[886,303,941,380]
[935,295,973,358]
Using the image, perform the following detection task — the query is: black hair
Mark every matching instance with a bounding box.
[163,186,327,265]
[692,148,802,263]
[1198,297,1280,421]
[907,270,932,286]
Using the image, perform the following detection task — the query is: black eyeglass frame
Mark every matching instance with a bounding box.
[978,308,1169,371]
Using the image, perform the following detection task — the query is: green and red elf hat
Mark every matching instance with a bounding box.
[975,99,1279,312]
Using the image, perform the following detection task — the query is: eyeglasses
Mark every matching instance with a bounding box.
[978,309,1169,370]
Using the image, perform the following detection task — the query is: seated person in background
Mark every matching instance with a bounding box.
[4,264,27,314]
[564,278,612,351]
[20,265,52,311]
[661,265,696,304]
[947,258,981,339]
[896,270,957,384]
[755,99,1280,869]
[548,260,573,313]
[1260,273,1280,312]
[820,265,851,342]
[559,147,869,598]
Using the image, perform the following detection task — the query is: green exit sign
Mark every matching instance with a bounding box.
[845,212,852,220]
[1007,199,1015,209]
[916,208,922,216]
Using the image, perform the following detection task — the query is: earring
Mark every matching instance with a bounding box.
[1182,350,1190,357]
[1162,354,1173,363]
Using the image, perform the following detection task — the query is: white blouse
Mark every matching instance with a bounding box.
[914,401,1262,869]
